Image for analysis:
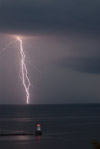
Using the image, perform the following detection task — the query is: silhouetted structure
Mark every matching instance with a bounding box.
[35,124,42,136]
[91,140,100,149]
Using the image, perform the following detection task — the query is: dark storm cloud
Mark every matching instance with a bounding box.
[0,0,100,34]
[56,56,100,74]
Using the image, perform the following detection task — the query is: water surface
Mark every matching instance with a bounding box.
[0,104,100,149]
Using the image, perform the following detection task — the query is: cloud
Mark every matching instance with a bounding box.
[55,56,100,74]
[0,0,100,35]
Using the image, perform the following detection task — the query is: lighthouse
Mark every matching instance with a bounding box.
[35,124,42,136]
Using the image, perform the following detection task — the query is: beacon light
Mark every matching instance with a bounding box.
[35,124,42,136]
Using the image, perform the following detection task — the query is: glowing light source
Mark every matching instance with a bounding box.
[17,37,31,104]
[37,124,40,127]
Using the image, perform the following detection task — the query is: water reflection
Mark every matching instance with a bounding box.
[37,136,40,143]
[0,135,34,141]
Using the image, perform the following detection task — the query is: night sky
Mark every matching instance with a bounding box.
[0,0,100,104]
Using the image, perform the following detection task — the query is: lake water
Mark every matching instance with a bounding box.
[0,104,100,149]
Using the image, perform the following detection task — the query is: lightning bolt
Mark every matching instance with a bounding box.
[0,36,31,104]
[17,37,31,104]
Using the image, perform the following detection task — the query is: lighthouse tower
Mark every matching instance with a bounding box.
[35,124,42,136]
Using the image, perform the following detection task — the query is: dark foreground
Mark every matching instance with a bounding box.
[0,104,100,149]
